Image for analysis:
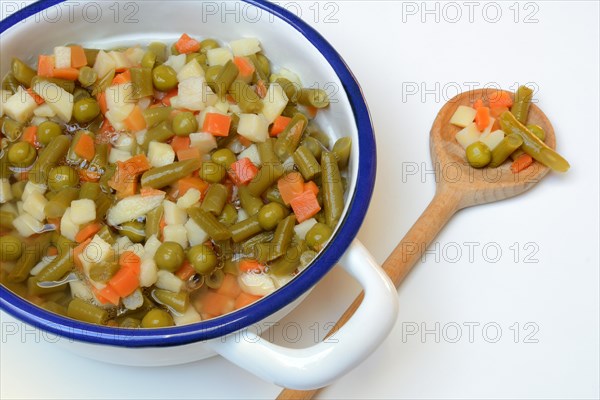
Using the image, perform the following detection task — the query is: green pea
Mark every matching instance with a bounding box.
[305,223,333,251]
[11,181,26,200]
[141,308,174,328]
[0,235,23,262]
[154,241,185,272]
[37,121,62,146]
[200,38,220,54]
[152,65,178,92]
[170,43,180,56]
[172,111,198,136]
[48,165,79,192]
[77,66,98,88]
[73,98,100,124]
[199,162,227,183]
[465,142,492,169]
[187,244,218,275]
[205,269,225,289]
[119,221,146,243]
[8,142,37,167]
[211,148,237,168]
[258,203,286,231]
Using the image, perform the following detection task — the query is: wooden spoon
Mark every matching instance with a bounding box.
[277,89,556,400]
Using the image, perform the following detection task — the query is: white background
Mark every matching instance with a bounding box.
[1,1,599,399]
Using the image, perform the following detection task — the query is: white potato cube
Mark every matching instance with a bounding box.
[163,200,188,225]
[105,83,135,110]
[236,208,249,222]
[173,305,202,326]
[177,188,201,209]
[450,105,477,128]
[230,38,261,56]
[196,106,224,130]
[237,113,269,143]
[33,103,56,118]
[107,193,166,226]
[3,86,38,123]
[0,178,12,204]
[293,218,318,240]
[22,182,46,202]
[189,132,217,154]
[93,50,117,81]
[275,68,302,87]
[0,89,12,117]
[148,142,175,167]
[163,224,188,248]
[60,207,80,241]
[177,59,205,82]
[30,116,48,126]
[238,272,276,296]
[238,144,262,167]
[81,234,113,268]
[156,270,184,292]
[184,218,209,246]
[70,280,94,301]
[108,51,133,71]
[12,213,44,237]
[207,48,233,66]
[139,258,158,287]
[32,80,73,122]
[482,117,495,135]
[54,46,71,69]
[123,289,144,310]
[112,235,134,256]
[69,199,96,225]
[261,83,288,123]
[22,191,48,222]
[112,132,135,152]
[124,47,145,65]
[480,130,505,151]
[164,54,186,73]
[213,98,230,114]
[108,148,132,164]
[455,123,480,149]
[143,235,162,261]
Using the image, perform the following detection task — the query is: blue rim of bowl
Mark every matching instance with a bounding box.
[0,0,376,347]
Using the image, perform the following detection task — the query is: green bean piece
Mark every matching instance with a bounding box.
[27,277,67,297]
[68,298,108,325]
[31,76,75,93]
[30,135,71,184]
[120,220,146,243]
[257,214,296,262]
[95,192,113,221]
[148,42,167,64]
[2,72,20,94]
[0,150,12,179]
[141,308,173,328]
[1,117,23,142]
[274,113,308,161]
[240,230,274,255]
[89,143,108,175]
[488,134,523,168]
[12,58,36,87]
[0,235,22,261]
[510,85,533,124]
[85,115,104,134]
[73,87,92,103]
[45,187,79,218]
[36,248,74,282]
[8,141,36,167]
[142,120,174,149]
[275,78,300,103]
[298,88,330,109]
[332,137,352,169]
[41,301,68,317]
[152,289,189,313]
[257,138,280,165]
[238,186,264,216]
[281,104,300,118]
[230,215,263,243]
[269,240,305,276]
[83,48,100,66]
[141,158,201,189]
[205,269,225,289]
[205,65,223,89]
[248,54,269,82]
[96,225,115,245]
[91,69,115,96]
[201,184,228,215]
[264,183,287,206]
[229,80,263,113]
[466,142,492,169]
[186,52,207,66]
[99,164,115,193]
[129,67,154,99]
[52,234,76,258]
[526,124,546,142]
[305,222,333,251]
[89,261,120,283]
[218,203,238,226]
[223,259,240,276]
[188,207,232,241]
[145,205,164,239]
[187,244,218,275]
[78,66,98,87]
[307,124,331,148]
[0,211,15,229]
[10,182,26,201]
[499,111,570,172]
[213,60,239,97]
[142,106,172,128]
[141,50,157,69]
[294,145,321,180]
[228,113,240,136]
[247,164,285,197]
[300,136,323,161]
[321,151,345,228]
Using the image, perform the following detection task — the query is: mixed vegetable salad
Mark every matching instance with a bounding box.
[450,86,569,173]
[0,33,351,328]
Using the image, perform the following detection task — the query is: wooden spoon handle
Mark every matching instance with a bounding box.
[276,188,461,400]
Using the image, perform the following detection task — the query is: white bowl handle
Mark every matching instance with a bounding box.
[208,239,399,390]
